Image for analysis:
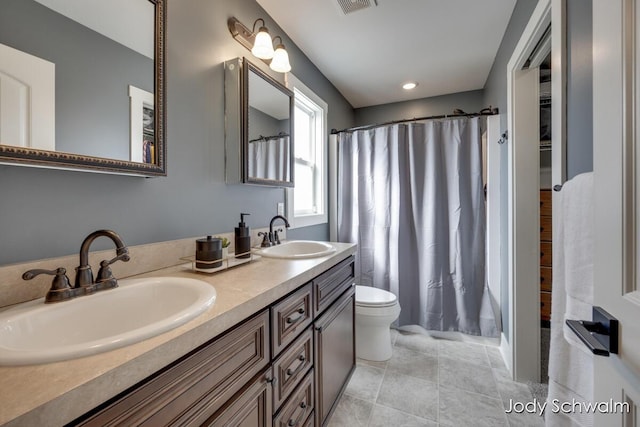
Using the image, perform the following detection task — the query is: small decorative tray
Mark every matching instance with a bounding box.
[180,250,258,274]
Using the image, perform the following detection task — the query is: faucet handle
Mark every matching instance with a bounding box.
[274,228,284,245]
[258,231,273,248]
[23,268,75,303]
[96,251,129,286]
[23,268,71,290]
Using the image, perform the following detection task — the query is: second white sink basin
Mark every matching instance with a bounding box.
[257,240,337,259]
[0,276,216,365]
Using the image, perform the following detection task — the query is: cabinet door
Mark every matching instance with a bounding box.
[74,311,270,427]
[203,370,273,427]
[314,286,355,426]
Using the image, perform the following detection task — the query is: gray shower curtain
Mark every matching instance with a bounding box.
[337,117,496,336]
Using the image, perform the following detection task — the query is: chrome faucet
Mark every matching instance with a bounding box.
[22,229,130,303]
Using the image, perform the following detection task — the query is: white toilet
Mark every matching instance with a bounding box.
[355,285,401,361]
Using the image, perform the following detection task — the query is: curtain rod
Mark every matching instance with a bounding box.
[249,132,289,143]
[330,110,499,135]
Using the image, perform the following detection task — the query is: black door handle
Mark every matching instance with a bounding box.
[566,306,618,356]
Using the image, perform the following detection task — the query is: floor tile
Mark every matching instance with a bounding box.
[394,331,439,356]
[439,339,491,367]
[369,404,438,427]
[496,377,534,409]
[327,394,373,427]
[439,355,499,398]
[345,365,385,402]
[506,411,546,427]
[485,345,506,369]
[439,385,508,427]
[356,357,389,370]
[376,371,438,422]
[387,346,439,383]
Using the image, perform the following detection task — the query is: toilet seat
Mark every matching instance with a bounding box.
[355,285,397,308]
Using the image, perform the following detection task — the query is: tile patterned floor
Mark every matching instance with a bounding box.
[327,329,545,427]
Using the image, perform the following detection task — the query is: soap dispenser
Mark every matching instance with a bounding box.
[235,213,251,258]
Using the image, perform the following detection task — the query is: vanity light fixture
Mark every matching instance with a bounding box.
[250,19,274,59]
[270,36,292,73]
[228,17,292,73]
[402,82,418,90]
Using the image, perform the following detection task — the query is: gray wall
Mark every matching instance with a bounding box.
[353,90,485,127]
[0,0,153,160]
[0,0,354,265]
[566,0,593,179]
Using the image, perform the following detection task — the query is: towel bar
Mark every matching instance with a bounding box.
[566,306,618,356]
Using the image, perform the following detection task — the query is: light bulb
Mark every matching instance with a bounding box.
[270,44,291,73]
[252,27,274,59]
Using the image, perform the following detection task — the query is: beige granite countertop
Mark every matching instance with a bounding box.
[0,242,356,427]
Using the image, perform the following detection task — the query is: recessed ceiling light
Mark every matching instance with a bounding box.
[402,82,418,90]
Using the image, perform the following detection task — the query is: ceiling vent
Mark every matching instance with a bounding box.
[336,0,377,15]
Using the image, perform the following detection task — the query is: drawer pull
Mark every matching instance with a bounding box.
[286,308,306,324]
[265,375,278,385]
[287,402,307,426]
[286,355,306,377]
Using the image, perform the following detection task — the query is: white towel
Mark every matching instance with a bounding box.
[546,172,594,427]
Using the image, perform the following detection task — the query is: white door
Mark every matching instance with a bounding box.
[0,43,55,151]
[592,0,640,424]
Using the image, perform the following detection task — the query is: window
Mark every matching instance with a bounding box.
[286,74,328,228]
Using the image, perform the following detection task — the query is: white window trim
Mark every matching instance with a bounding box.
[285,73,328,229]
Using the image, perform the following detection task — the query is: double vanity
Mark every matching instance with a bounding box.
[0,240,356,426]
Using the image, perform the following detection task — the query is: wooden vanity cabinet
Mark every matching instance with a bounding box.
[70,255,355,427]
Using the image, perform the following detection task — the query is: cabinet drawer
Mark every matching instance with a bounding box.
[274,370,315,427]
[303,411,315,427]
[540,291,552,321]
[540,215,552,242]
[540,242,552,267]
[313,255,355,316]
[75,311,270,427]
[540,267,553,292]
[273,327,314,410]
[540,190,552,216]
[272,283,313,357]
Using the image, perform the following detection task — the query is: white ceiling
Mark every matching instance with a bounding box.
[256,0,517,108]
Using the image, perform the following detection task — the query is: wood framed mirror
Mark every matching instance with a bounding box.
[0,0,166,176]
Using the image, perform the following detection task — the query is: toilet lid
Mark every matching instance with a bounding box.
[355,285,397,307]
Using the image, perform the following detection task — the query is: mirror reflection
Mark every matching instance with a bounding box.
[0,0,163,172]
[244,59,294,186]
[247,71,291,181]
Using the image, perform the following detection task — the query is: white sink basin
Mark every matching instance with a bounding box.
[256,240,337,259]
[0,277,216,365]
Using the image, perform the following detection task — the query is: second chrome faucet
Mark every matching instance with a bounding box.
[22,229,130,303]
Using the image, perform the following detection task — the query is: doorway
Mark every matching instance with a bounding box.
[505,0,566,383]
